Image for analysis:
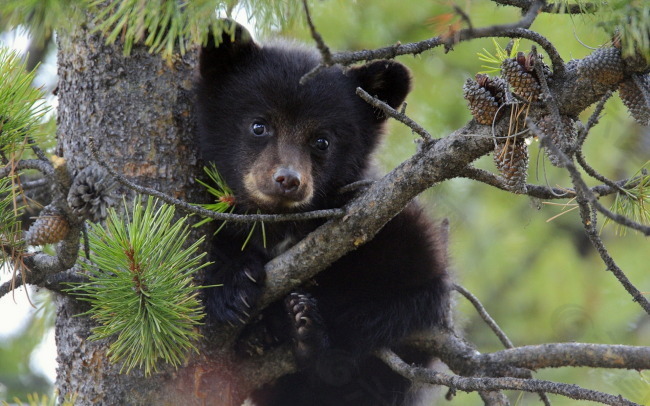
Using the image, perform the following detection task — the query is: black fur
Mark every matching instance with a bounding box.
[196,20,450,406]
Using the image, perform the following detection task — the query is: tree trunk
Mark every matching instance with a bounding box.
[55,18,250,406]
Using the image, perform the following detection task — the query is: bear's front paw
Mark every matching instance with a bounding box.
[285,292,329,368]
[205,261,266,326]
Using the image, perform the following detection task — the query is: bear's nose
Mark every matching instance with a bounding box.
[274,168,301,193]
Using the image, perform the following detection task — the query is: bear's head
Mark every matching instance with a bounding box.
[196,20,411,212]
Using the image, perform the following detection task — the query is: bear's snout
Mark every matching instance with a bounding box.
[243,162,313,211]
[273,167,301,194]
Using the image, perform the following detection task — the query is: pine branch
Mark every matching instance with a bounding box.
[88,136,345,224]
[454,284,514,349]
[484,343,650,370]
[526,118,650,314]
[377,348,641,406]
[301,1,553,83]
[491,0,599,14]
[454,284,552,405]
[0,159,53,178]
[355,88,434,143]
[70,196,206,376]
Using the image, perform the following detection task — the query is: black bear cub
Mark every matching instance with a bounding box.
[196,21,450,406]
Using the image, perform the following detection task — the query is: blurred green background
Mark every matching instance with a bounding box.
[1,1,649,405]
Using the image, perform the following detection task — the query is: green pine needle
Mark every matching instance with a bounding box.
[607,0,650,61]
[604,164,650,236]
[84,0,304,59]
[0,176,24,266]
[477,39,521,74]
[0,47,50,158]
[1,391,76,406]
[0,0,74,45]
[70,196,207,376]
[85,0,237,58]
[195,164,266,249]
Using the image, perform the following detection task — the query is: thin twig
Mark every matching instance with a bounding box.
[301,0,332,65]
[528,119,650,236]
[576,152,626,194]
[527,119,650,314]
[1,159,54,178]
[581,199,650,314]
[356,87,434,142]
[531,46,560,121]
[312,2,550,69]
[88,137,345,223]
[452,4,473,30]
[454,284,514,348]
[453,284,552,405]
[27,136,49,162]
[459,166,571,198]
[337,179,375,195]
[298,0,331,84]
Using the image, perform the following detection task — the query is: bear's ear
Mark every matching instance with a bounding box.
[200,19,259,78]
[348,60,412,117]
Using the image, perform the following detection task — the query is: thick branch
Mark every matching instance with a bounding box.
[261,122,495,306]
[378,349,640,406]
[485,343,650,371]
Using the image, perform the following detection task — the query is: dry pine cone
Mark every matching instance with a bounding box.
[619,74,650,126]
[494,138,529,194]
[577,47,624,86]
[501,52,544,101]
[67,165,117,222]
[25,205,70,246]
[535,115,578,167]
[463,74,507,125]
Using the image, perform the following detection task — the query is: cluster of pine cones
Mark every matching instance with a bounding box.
[463,47,649,194]
[24,165,116,246]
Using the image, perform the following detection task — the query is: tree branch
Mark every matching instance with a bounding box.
[356,87,434,142]
[88,136,345,224]
[527,119,650,314]
[1,159,54,178]
[454,284,514,348]
[303,0,550,76]
[377,348,641,406]
[261,122,496,307]
[484,343,650,371]
[491,0,599,14]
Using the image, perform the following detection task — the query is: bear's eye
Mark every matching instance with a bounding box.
[251,121,269,137]
[313,137,330,151]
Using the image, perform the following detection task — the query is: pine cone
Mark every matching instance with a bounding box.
[535,115,578,167]
[67,165,117,222]
[494,138,529,194]
[25,205,70,246]
[463,74,507,125]
[501,52,543,101]
[619,74,650,126]
[577,47,624,86]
